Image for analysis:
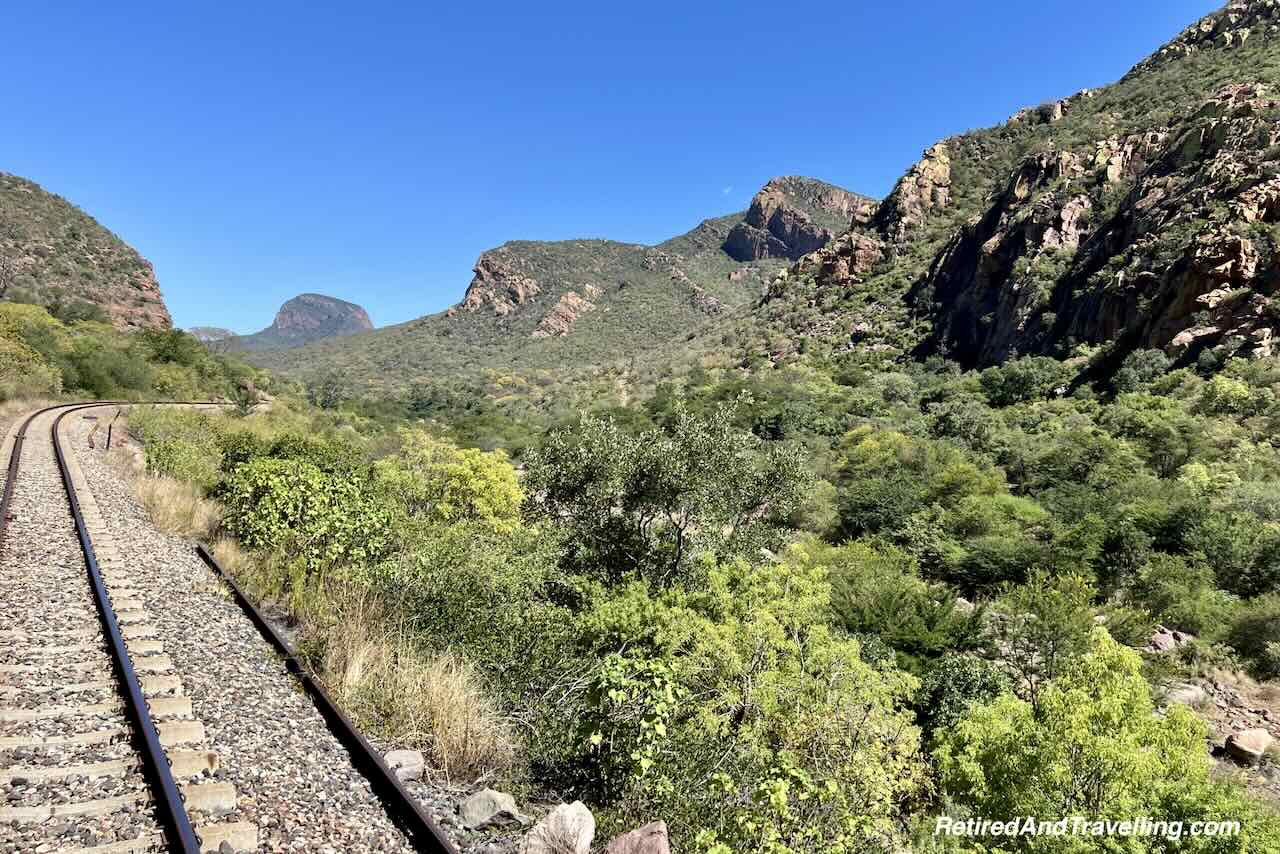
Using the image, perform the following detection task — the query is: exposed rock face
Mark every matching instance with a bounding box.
[1127,0,1280,77]
[0,172,171,330]
[767,231,884,301]
[188,326,236,343]
[922,84,1280,367]
[533,290,596,338]
[462,255,543,316]
[234,293,372,351]
[875,143,952,241]
[723,177,874,262]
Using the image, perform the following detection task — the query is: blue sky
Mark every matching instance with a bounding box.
[2,0,1220,332]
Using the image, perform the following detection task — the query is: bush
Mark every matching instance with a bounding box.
[916,653,1011,737]
[222,458,391,574]
[935,630,1280,851]
[826,542,985,672]
[563,548,927,850]
[146,436,221,490]
[526,399,810,585]
[374,429,523,531]
[1226,593,1280,680]
[1129,553,1238,638]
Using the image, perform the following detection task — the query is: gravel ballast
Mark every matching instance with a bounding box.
[69,410,487,853]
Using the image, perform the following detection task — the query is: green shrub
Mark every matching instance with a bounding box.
[1226,593,1280,680]
[916,653,1011,737]
[1129,553,1238,638]
[222,458,391,573]
[146,437,221,490]
[562,548,927,850]
[826,541,985,672]
[935,630,1280,851]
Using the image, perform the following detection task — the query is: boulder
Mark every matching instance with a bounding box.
[606,821,670,854]
[1163,682,1208,707]
[1226,728,1275,766]
[1148,626,1196,653]
[384,749,425,782]
[521,801,595,854]
[459,788,531,830]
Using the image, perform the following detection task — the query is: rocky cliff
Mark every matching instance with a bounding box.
[922,82,1280,369]
[233,293,373,351]
[0,173,171,329]
[723,177,875,262]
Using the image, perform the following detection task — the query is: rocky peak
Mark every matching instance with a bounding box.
[230,293,373,351]
[874,143,953,241]
[922,83,1280,367]
[0,172,171,330]
[459,255,543,316]
[1127,0,1280,77]
[723,177,874,262]
[271,293,372,338]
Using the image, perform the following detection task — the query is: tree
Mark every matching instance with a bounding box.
[374,429,523,531]
[526,398,810,584]
[935,630,1280,852]
[308,368,347,410]
[992,571,1095,710]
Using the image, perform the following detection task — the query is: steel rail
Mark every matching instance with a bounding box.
[50,402,203,853]
[195,543,461,854]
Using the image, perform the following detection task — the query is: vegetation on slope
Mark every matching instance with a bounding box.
[0,173,171,329]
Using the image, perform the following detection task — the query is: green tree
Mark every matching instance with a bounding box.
[993,571,1096,710]
[526,399,809,584]
[374,429,523,530]
[936,630,1280,852]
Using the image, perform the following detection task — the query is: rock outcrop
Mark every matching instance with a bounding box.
[922,84,1280,368]
[233,293,373,351]
[533,290,597,338]
[1127,0,1280,77]
[874,143,952,241]
[724,177,874,262]
[461,255,543,316]
[188,326,236,343]
[0,172,171,330]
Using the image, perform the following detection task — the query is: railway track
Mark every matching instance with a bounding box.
[0,403,256,853]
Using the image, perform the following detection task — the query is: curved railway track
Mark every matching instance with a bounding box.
[0,403,255,853]
[1,401,460,854]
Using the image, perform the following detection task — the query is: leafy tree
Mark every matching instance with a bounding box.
[979,356,1071,407]
[935,630,1280,852]
[992,571,1096,710]
[374,429,523,530]
[916,653,1011,737]
[570,548,928,851]
[526,399,809,584]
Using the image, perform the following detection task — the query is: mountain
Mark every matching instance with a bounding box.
[255,0,1280,404]
[231,293,374,351]
[746,0,1280,378]
[189,326,236,343]
[245,177,861,392]
[0,172,170,329]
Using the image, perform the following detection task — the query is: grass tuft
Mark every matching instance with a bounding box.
[134,474,221,540]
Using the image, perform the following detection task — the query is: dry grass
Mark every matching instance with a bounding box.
[134,474,221,540]
[315,594,518,783]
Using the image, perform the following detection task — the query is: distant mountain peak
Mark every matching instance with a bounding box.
[723,176,875,262]
[222,293,373,351]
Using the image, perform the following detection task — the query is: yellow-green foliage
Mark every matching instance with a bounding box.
[374,428,523,530]
[935,630,1280,851]
[576,546,927,851]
